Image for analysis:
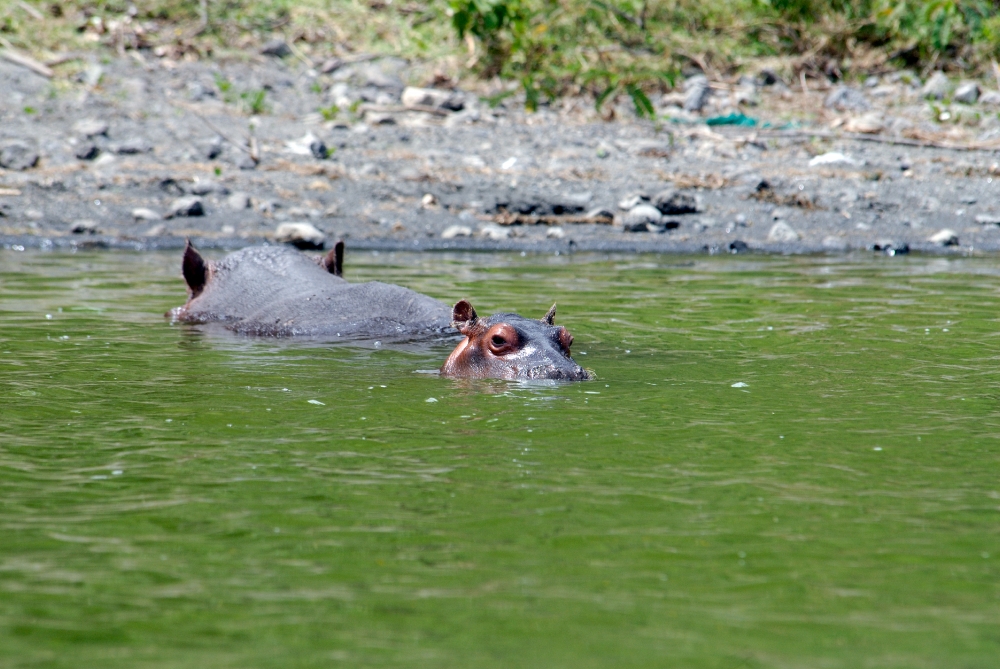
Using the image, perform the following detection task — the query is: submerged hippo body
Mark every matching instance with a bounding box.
[170,242,452,337]
[170,242,591,380]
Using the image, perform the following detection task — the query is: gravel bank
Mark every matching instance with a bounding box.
[4,50,1000,256]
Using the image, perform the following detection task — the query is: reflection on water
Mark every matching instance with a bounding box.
[1,249,999,667]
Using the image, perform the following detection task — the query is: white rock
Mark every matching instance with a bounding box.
[767,221,800,243]
[286,133,320,156]
[72,119,109,138]
[144,224,167,236]
[921,72,950,99]
[623,204,662,231]
[401,86,463,110]
[479,224,510,240]
[928,228,959,246]
[275,222,326,248]
[441,225,472,239]
[546,227,565,239]
[954,81,980,104]
[975,214,1000,226]
[979,91,1000,106]
[132,207,161,221]
[844,113,884,134]
[226,192,251,210]
[809,152,858,167]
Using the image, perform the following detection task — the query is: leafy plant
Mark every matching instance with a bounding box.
[318,104,340,121]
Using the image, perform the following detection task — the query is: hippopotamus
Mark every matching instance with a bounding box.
[169,241,591,381]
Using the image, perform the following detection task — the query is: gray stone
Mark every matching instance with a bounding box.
[767,221,800,243]
[203,137,223,160]
[187,179,228,196]
[132,207,161,221]
[479,224,510,240]
[226,192,251,210]
[618,194,648,210]
[653,189,699,215]
[683,75,711,112]
[928,228,959,246]
[0,142,39,170]
[261,39,292,58]
[167,197,204,218]
[822,236,848,251]
[72,119,109,138]
[584,207,615,220]
[401,86,465,111]
[441,225,472,239]
[623,204,662,231]
[824,86,870,112]
[144,224,167,236]
[74,142,100,160]
[980,91,1000,106]
[69,220,98,234]
[921,72,951,100]
[275,222,326,249]
[309,139,328,160]
[954,81,980,104]
[975,214,1000,226]
[113,138,152,155]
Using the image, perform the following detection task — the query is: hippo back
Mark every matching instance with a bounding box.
[174,245,453,338]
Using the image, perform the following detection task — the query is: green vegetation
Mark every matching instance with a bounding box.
[213,74,269,115]
[5,1,1000,109]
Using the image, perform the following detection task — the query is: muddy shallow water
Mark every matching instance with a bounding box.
[2,248,999,667]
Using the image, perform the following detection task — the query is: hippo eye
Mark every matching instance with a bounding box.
[491,334,506,347]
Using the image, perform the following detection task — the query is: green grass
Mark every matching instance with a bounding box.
[4,1,1000,110]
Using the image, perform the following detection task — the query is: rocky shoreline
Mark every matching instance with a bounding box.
[4,47,1000,256]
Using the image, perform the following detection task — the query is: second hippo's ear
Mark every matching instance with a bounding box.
[542,303,557,325]
[182,239,208,298]
[321,240,345,277]
[451,299,479,334]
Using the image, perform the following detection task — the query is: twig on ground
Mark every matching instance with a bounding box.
[0,45,53,78]
[16,1,44,20]
[170,101,256,159]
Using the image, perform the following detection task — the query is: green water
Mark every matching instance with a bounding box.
[1,249,999,668]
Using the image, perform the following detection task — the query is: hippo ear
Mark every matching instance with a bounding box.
[182,239,208,298]
[321,240,344,277]
[542,303,557,325]
[451,299,479,334]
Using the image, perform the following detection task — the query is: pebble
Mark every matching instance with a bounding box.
[74,142,100,160]
[618,193,649,210]
[653,189,699,215]
[226,192,251,210]
[113,138,152,155]
[824,86,871,112]
[72,119,109,138]
[585,207,615,220]
[479,224,510,240]
[144,224,167,236]
[623,204,662,231]
[70,220,99,234]
[928,228,959,246]
[729,240,749,253]
[167,197,204,218]
[954,81,980,104]
[309,138,328,160]
[683,75,712,112]
[0,142,39,171]
[767,221,800,243]
[203,137,224,160]
[260,39,292,58]
[546,227,565,239]
[132,207,161,221]
[844,113,884,134]
[441,225,472,239]
[809,152,857,167]
[980,91,1000,106]
[187,179,227,196]
[401,86,465,111]
[975,214,1000,226]
[921,72,950,99]
[275,222,326,249]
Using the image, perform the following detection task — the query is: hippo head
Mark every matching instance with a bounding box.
[440,300,592,381]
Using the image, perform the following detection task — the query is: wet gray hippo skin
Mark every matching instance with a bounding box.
[169,241,452,337]
[170,242,591,380]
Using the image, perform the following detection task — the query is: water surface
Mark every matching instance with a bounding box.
[2,249,999,668]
